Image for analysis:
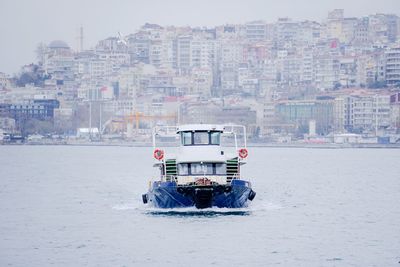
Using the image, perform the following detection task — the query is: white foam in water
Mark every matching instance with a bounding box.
[144,207,251,217]
[112,198,283,216]
[112,203,139,210]
[146,206,249,213]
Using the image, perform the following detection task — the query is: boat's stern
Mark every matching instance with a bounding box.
[143,178,256,209]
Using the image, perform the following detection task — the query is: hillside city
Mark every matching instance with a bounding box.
[1,9,400,145]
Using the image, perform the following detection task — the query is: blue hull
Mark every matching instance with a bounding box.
[143,179,256,209]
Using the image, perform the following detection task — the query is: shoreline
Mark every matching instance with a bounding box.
[2,141,400,149]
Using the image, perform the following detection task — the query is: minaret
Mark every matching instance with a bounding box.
[79,26,84,52]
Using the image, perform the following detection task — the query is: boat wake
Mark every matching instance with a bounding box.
[112,203,139,211]
[145,207,251,217]
[112,196,283,217]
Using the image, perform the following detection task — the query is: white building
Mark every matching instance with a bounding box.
[386,44,400,85]
[0,72,10,89]
[343,93,391,133]
[314,49,340,90]
[43,40,75,83]
[245,21,267,41]
[190,68,213,96]
[176,35,192,74]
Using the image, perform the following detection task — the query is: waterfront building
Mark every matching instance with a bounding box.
[0,98,60,133]
[333,97,345,132]
[274,99,334,135]
[385,44,400,85]
[390,92,400,131]
[261,101,281,135]
[342,93,391,133]
[0,117,16,132]
[180,99,256,133]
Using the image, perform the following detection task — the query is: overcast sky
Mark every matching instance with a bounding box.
[0,0,399,75]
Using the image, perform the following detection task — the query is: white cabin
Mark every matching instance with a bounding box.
[152,124,247,186]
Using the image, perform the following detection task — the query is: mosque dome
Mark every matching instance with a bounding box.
[48,40,70,49]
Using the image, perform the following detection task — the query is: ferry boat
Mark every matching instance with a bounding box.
[142,124,256,209]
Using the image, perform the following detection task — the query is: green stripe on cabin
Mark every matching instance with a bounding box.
[165,159,177,176]
[226,157,239,182]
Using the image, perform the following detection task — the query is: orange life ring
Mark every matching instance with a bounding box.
[238,148,248,159]
[153,149,164,160]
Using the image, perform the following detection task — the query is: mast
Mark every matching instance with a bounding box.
[89,101,92,140]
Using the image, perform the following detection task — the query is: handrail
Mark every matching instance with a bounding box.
[232,173,241,180]
[152,124,247,149]
[152,125,178,149]
[222,124,247,149]
[160,174,241,183]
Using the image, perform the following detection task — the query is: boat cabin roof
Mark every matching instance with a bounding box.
[176,124,224,133]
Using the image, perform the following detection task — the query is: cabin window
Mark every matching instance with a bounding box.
[193,132,209,145]
[191,163,213,175]
[210,132,221,145]
[215,163,227,175]
[181,132,192,145]
[177,163,227,176]
[180,131,222,146]
[177,163,189,175]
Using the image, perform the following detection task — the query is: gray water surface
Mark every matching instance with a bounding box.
[0,146,399,266]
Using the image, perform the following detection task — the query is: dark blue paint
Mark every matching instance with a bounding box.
[146,180,254,209]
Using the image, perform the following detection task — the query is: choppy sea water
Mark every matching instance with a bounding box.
[0,145,399,266]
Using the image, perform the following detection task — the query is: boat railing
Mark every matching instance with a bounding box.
[222,124,247,151]
[152,124,247,151]
[152,126,178,150]
[162,175,178,183]
[159,174,241,184]
[231,173,240,180]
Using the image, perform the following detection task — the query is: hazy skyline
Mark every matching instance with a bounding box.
[0,0,399,75]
